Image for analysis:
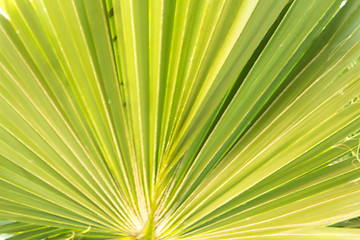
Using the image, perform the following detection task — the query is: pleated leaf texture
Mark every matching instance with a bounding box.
[1,0,360,239]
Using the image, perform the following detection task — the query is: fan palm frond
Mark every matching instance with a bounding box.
[1,0,360,239]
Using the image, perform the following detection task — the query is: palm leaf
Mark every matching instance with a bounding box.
[1,0,360,239]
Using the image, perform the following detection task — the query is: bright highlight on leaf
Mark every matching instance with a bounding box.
[0,0,360,239]
[0,9,9,20]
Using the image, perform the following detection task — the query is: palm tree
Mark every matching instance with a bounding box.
[1,0,360,239]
